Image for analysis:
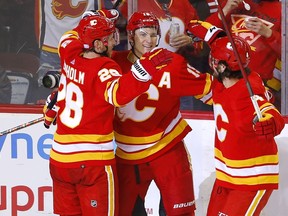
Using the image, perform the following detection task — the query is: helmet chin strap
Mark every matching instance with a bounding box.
[131,47,141,59]
[129,40,141,59]
[131,47,140,59]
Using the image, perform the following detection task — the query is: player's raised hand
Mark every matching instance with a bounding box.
[187,20,225,46]
[142,47,173,69]
[131,48,173,82]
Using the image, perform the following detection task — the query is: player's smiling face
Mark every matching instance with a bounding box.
[133,27,158,56]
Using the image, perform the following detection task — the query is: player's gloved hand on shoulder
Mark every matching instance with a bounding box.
[253,113,277,140]
[81,10,97,18]
[131,47,173,82]
[82,9,119,23]
[96,9,119,24]
[75,9,119,35]
[187,20,226,46]
[43,91,58,129]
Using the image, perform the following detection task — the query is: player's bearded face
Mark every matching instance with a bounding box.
[133,27,158,56]
[212,62,226,83]
[105,33,117,57]
[210,56,220,77]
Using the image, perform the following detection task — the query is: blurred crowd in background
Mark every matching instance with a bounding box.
[0,0,283,112]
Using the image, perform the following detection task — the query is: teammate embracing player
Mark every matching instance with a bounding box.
[112,11,213,216]
[44,13,172,216]
[49,10,212,216]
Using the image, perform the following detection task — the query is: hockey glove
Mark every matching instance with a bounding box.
[131,47,173,82]
[187,20,226,46]
[75,9,119,34]
[82,9,119,23]
[253,113,277,140]
[43,91,58,129]
[96,9,119,24]
[81,10,97,19]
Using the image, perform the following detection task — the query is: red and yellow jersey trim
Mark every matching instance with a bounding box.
[216,171,278,186]
[50,150,115,163]
[115,116,189,161]
[54,132,114,143]
[215,148,279,187]
[50,132,115,164]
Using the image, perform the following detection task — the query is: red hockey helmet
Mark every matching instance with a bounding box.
[126,11,160,36]
[209,36,251,71]
[77,15,115,49]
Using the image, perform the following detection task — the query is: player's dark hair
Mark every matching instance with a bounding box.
[219,60,251,81]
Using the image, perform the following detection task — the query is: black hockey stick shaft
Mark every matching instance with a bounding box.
[113,0,123,9]
[214,0,262,119]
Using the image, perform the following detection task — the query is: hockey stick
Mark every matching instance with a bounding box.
[214,0,262,120]
[0,91,58,136]
[0,92,57,136]
[112,0,123,9]
[0,116,44,136]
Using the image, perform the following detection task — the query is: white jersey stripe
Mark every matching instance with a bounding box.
[52,141,114,153]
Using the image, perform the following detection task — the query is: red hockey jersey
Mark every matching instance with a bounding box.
[212,71,285,190]
[207,0,281,80]
[112,50,213,164]
[50,31,151,168]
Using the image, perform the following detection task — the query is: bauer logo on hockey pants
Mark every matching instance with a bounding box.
[173,200,195,209]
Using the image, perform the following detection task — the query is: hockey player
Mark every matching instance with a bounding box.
[42,8,120,129]
[208,35,284,216]
[46,14,172,216]
[188,18,285,215]
[112,11,213,216]
[189,19,284,213]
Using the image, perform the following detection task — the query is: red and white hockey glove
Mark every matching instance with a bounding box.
[81,9,119,23]
[43,91,58,129]
[96,9,119,24]
[131,48,173,82]
[187,20,226,46]
[74,9,119,34]
[253,113,277,140]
